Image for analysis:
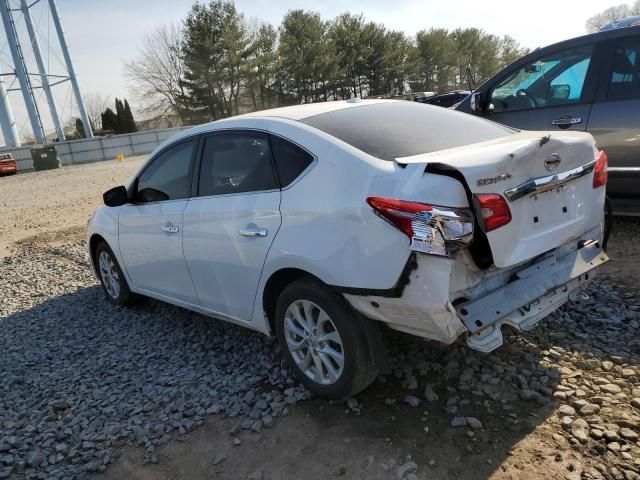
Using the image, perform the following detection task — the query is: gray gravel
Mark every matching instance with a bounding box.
[1,241,307,479]
[2,219,640,479]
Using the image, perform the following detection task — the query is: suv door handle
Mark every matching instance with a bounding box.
[239,227,268,237]
[161,222,180,234]
[552,116,582,127]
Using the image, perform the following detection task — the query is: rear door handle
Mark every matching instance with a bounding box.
[552,116,582,127]
[239,227,268,237]
[161,222,180,234]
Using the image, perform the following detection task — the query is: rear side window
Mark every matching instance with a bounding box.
[300,102,514,161]
[198,132,278,196]
[270,135,314,187]
[137,139,197,201]
[607,35,640,101]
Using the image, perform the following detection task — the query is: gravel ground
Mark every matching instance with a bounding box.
[1,162,640,480]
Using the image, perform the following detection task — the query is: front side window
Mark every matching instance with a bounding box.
[136,139,197,202]
[607,35,640,101]
[198,132,277,196]
[490,44,594,113]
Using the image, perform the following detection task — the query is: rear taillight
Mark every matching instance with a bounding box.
[366,197,432,238]
[474,194,511,232]
[366,196,473,256]
[593,150,608,189]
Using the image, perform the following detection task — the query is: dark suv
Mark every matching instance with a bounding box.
[456,25,640,216]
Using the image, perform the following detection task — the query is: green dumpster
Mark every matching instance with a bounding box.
[31,145,62,171]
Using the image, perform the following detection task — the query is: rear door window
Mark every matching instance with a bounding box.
[607,35,640,101]
[198,132,278,196]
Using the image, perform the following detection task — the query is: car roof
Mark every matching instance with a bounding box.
[235,98,398,121]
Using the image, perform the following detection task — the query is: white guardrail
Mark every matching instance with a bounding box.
[2,126,192,171]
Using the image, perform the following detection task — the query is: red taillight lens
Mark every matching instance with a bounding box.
[593,150,608,189]
[366,196,432,238]
[474,194,511,232]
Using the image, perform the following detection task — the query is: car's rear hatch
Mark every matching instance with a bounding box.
[397,130,606,268]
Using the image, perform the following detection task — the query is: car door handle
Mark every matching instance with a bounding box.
[239,227,268,237]
[161,223,180,234]
[552,116,582,127]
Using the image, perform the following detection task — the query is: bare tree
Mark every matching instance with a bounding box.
[84,92,111,131]
[124,24,191,124]
[586,3,631,32]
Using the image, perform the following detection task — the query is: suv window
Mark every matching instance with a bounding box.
[270,135,314,187]
[607,35,640,101]
[136,139,197,202]
[198,132,278,196]
[490,44,594,112]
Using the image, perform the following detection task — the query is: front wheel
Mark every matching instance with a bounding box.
[275,278,377,399]
[95,241,135,306]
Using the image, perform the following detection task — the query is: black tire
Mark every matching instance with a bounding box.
[275,277,377,400]
[94,241,135,306]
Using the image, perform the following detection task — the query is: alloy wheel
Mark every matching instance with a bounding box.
[98,251,121,299]
[283,299,345,385]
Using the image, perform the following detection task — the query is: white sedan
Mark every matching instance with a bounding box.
[88,99,609,399]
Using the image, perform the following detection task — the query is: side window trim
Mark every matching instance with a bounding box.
[268,133,318,191]
[194,129,280,198]
[487,40,601,114]
[133,135,201,204]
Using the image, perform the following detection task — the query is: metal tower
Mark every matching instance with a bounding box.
[0,0,93,146]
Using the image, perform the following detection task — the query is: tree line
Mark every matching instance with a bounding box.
[125,1,529,124]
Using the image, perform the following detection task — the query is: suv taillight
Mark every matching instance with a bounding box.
[593,150,608,189]
[474,194,511,232]
[366,196,473,256]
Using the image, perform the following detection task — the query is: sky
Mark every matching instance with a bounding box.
[0,0,625,144]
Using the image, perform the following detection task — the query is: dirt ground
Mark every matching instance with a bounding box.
[0,157,145,256]
[1,161,638,480]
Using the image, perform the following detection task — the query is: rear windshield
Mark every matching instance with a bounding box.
[300,101,515,161]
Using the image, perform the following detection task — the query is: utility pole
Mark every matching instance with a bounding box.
[0,65,20,147]
[21,0,65,141]
[48,0,92,138]
[0,0,46,144]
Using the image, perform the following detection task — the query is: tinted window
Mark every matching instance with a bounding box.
[300,102,513,161]
[270,135,314,187]
[198,132,277,196]
[137,140,196,202]
[607,35,640,101]
[490,44,593,112]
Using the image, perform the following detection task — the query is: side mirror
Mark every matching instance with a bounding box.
[103,186,128,207]
[470,92,486,113]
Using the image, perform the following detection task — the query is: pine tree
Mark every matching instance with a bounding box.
[123,99,137,132]
[75,118,86,138]
[100,108,118,132]
[114,98,125,134]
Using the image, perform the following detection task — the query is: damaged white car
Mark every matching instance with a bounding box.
[88,99,609,399]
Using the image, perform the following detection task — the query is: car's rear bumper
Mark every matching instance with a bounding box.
[344,225,608,352]
[0,161,16,173]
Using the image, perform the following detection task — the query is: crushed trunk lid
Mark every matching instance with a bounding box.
[396,131,605,268]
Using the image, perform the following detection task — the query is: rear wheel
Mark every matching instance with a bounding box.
[95,241,135,306]
[275,278,377,399]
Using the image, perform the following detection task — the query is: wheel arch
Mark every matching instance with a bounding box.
[262,268,322,334]
[88,233,107,276]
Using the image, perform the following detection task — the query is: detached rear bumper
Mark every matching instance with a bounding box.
[458,238,608,352]
[344,226,608,352]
